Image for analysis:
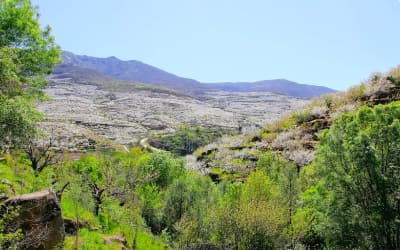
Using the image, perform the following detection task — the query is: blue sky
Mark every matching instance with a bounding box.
[32,0,400,90]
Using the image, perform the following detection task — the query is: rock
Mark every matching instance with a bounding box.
[63,218,94,235]
[1,179,16,196]
[4,190,65,250]
[1,179,12,185]
[0,193,8,201]
[63,218,79,235]
[242,154,259,162]
[63,218,89,235]
[103,235,127,249]
[196,148,218,161]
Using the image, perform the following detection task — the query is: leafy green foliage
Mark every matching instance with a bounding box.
[300,102,400,249]
[0,96,42,150]
[6,99,400,249]
[141,151,184,188]
[138,184,163,234]
[149,126,236,156]
[0,205,22,249]
[211,170,288,250]
[0,0,60,95]
[0,0,60,151]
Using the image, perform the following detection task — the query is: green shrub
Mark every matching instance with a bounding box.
[149,126,236,156]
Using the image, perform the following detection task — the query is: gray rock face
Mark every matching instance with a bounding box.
[4,190,65,250]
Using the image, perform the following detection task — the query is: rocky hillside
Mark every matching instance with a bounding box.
[37,51,339,152]
[60,51,336,98]
[190,66,400,180]
[38,65,307,152]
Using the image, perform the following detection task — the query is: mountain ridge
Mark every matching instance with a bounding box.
[60,51,336,98]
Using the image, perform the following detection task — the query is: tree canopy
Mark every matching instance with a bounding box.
[301,102,400,249]
[0,0,60,150]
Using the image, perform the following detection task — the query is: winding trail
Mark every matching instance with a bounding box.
[139,138,160,152]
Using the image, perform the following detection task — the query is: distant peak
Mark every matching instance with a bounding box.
[59,50,336,98]
[107,56,120,60]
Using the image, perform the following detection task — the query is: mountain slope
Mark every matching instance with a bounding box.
[189,66,400,178]
[210,79,336,98]
[61,51,208,95]
[39,67,307,151]
[60,51,336,98]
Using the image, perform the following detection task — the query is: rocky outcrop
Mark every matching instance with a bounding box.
[3,190,65,250]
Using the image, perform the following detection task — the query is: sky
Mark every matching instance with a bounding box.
[32,0,400,90]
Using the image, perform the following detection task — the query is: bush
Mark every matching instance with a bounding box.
[149,126,236,156]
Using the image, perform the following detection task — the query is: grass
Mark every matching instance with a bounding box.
[60,201,170,249]
[60,197,97,224]
[135,230,169,250]
[266,113,297,133]
[0,155,53,195]
[210,167,225,176]
[261,131,278,142]
[64,229,122,250]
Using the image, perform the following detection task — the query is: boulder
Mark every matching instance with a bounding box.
[3,190,65,250]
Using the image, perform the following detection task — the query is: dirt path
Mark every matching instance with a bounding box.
[139,138,160,152]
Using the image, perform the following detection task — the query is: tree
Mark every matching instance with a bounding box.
[0,0,60,150]
[64,178,94,250]
[71,155,108,216]
[25,136,60,176]
[0,0,60,95]
[138,184,163,234]
[0,96,42,150]
[163,173,219,248]
[257,151,301,246]
[141,151,184,188]
[305,103,400,249]
[212,171,286,250]
[211,183,242,249]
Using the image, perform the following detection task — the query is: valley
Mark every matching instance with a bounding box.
[2,1,400,249]
[37,76,307,151]
[33,51,339,152]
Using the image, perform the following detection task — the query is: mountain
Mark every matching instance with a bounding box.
[61,51,209,95]
[59,51,336,98]
[210,79,336,98]
[52,63,187,97]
